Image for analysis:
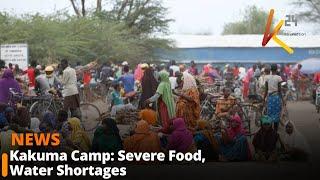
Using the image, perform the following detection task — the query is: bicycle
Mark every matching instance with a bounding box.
[29,93,64,119]
[8,88,38,110]
[200,92,220,121]
[79,85,102,132]
[238,101,263,134]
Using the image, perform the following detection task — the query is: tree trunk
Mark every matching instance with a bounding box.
[96,0,102,13]
[70,0,81,17]
[81,0,86,17]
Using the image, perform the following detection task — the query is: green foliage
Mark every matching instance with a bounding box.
[222,6,272,35]
[0,0,172,65]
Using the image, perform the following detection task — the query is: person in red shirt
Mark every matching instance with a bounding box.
[284,64,291,78]
[83,70,92,86]
[233,65,240,78]
[26,61,37,89]
[314,72,320,84]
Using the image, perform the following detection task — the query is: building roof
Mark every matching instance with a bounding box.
[166,34,320,48]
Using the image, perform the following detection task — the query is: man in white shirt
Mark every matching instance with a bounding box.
[61,59,81,119]
[169,60,180,76]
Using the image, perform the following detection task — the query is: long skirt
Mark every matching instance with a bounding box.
[267,94,282,123]
[158,99,171,134]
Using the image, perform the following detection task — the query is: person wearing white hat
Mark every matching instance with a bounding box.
[45,66,60,89]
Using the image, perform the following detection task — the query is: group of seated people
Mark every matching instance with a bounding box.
[0,101,311,163]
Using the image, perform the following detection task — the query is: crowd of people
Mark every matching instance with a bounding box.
[0,58,314,162]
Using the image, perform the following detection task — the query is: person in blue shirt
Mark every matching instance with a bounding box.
[118,65,135,94]
[110,81,134,117]
[111,82,124,107]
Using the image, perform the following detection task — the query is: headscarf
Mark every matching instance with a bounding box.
[156,71,176,118]
[197,120,219,151]
[167,118,193,153]
[203,64,213,74]
[0,112,8,128]
[227,114,247,139]
[139,108,157,126]
[124,120,161,152]
[197,120,207,130]
[1,130,18,154]
[42,111,57,130]
[30,118,41,132]
[140,68,158,108]
[282,121,311,154]
[252,115,278,152]
[182,71,197,90]
[68,117,91,152]
[15,106,30,128]
[134,64,143,81]
[92,118,123,152]
[0,69,21,104]
[261,115,272,125]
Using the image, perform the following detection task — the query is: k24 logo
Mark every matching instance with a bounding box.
[262,9,294,54]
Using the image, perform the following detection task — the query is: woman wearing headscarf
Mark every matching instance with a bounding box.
[167,118,195,153]
[175,71,200,129]
[139,67,158,109]
[0,106,14,129]
[92,117,123,153]
[39,111,57,132]
[252,115,279,161]
[134,64,143,82]
[0,128,18,153]
[10,106,31,133]
[30,118,41,132]
[194,120,219,160]
[0,69,21,104]
[56,109,69,131]
[145,71,175,133]
[67,117,91,152]
[217,114,251,161]
[281,121,311,161]
[124,120,161,153]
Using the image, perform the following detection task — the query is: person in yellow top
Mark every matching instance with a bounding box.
[215,88,236,119]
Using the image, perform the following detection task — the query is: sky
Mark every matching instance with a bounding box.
[0,0,316,35]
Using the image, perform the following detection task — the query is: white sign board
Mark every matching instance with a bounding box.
[0,44,28,69]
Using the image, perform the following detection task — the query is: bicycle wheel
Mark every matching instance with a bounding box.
[200,101,215,121]
[240,104,262,134]
[29,101,55,119]
[105,89,113,111]
[80,103,101,132]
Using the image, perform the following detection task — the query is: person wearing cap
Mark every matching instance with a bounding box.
[252,115,279,161]
[45,66,60,89]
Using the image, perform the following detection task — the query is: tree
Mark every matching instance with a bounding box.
[0,10,171,65]
[291,0,320,24]
[222,6,272,35]
[70,0,172,35]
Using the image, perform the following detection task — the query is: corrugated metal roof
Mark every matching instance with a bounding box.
[166,34,320,48]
